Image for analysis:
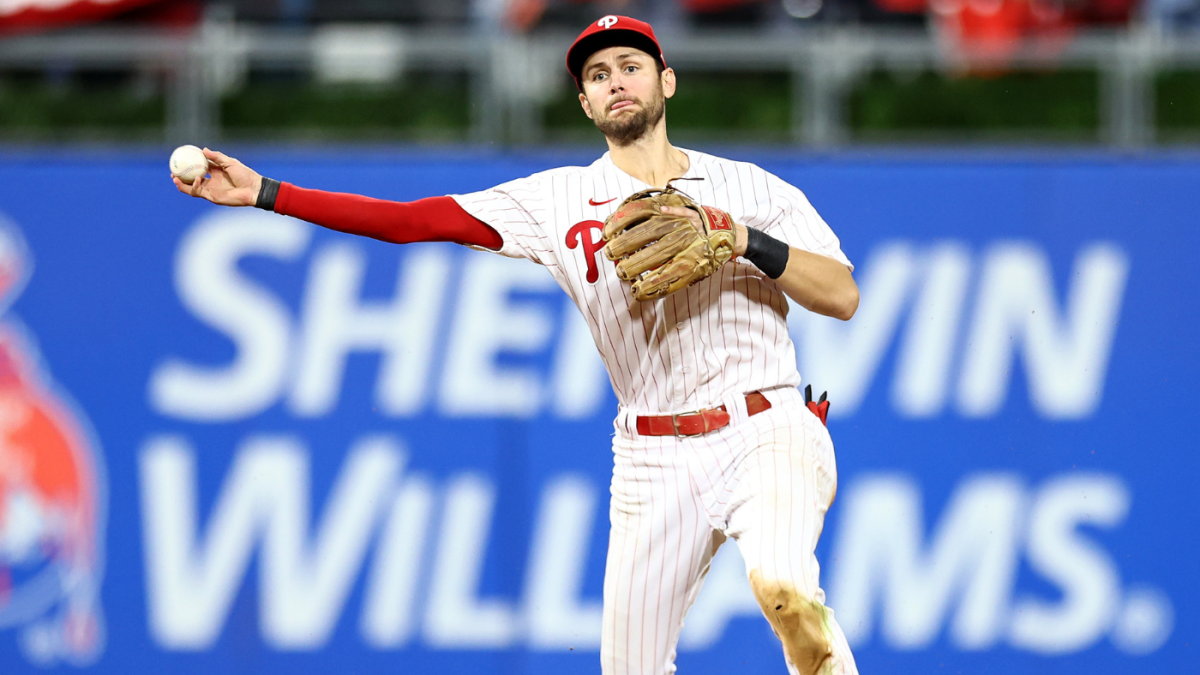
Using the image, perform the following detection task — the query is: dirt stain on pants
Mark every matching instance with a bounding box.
[749,569,833,675]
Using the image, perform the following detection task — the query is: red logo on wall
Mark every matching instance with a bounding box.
[0,215,105,666]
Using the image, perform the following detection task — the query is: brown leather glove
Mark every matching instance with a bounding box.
[602,186,736,302]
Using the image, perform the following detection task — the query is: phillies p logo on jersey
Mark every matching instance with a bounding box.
[566,220,606,283]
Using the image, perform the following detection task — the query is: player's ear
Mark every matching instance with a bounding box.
[579,92,594,120]
[662,67,676,100]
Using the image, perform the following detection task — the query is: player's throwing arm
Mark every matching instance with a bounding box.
[168,147,505,249]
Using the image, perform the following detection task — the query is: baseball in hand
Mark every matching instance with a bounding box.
[169,145,210,184]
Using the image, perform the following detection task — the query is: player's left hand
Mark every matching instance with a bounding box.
[660,205,748,257]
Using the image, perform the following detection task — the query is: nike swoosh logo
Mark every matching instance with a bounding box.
[589,197,617,206]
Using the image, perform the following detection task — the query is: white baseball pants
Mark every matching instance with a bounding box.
[603,386,858,675]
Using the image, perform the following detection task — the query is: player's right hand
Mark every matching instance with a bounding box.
[172,148,262,207]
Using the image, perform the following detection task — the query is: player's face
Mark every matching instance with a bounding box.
[578,47,675,146]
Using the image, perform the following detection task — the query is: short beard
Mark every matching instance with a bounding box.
[594,91,665,147]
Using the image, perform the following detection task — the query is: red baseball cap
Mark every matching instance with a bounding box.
[566,15,666,90]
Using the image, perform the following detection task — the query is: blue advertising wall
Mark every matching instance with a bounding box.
[0,149,1195,674]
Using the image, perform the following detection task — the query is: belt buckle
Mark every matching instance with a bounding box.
[671,409,703,437]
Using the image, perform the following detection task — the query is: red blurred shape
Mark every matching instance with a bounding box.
[0,0,165,35]
[873,0,929,14]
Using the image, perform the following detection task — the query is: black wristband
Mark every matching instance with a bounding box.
[255,177,281,211]
[743,226,789,279]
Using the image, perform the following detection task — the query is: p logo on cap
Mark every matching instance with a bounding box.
[567,15,665,90]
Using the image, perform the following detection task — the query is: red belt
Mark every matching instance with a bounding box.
[636,392,772,437]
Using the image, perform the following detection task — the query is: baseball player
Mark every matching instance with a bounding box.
[173,15,859,675]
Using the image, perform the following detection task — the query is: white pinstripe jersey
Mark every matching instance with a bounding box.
[451,148,852,415]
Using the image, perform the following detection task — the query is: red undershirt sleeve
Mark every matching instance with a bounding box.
[273,182,504,250]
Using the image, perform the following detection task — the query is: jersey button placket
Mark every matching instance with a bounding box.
[671,313,691,406]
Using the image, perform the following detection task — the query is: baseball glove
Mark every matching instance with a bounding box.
[602,186,737,302]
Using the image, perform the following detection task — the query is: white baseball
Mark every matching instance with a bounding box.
[170,145,210,184]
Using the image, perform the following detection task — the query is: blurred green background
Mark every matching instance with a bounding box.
[0,0,1197,147]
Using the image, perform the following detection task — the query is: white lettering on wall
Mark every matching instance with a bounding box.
[790,242,919,416]
[957,242,1129,419]
[290,244,450,417]
[155,222,1129,423]
[1009,473,1128,653]
[825,471,1169,655]
[424,474,518,648]
[524,476,604,649]
[142,439,1172,657]
[830,474,1024,649]
[142,435,265,649]
[361,474,436,648]
[793,240,1129,420]
[140,434,403,649]
[439,255,558,417]
[150,213,309,420]
[892,243,972,418]
[259,436,402,649]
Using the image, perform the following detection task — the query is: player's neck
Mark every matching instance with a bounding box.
[606,123,688,188]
